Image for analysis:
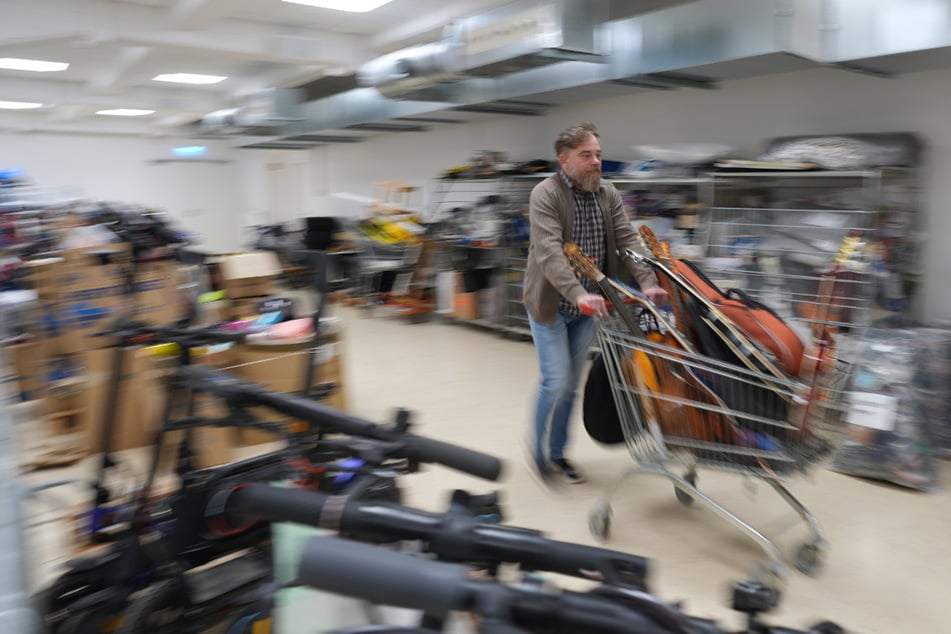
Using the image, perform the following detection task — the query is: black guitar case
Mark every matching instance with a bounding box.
[582,354,625,445]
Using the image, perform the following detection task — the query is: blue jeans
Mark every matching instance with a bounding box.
[528,311,597,466]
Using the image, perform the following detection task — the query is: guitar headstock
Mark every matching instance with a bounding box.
[659,240,675,265]
[637,225,665,261]
[564,243,604,283]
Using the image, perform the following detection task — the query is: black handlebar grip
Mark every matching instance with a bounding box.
[229,483,327,528]
[298,536,470,616]
[200,329,249,344]
[545,540,649,589]
[401,435,504,482]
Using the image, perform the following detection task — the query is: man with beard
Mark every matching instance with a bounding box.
[523,122,667,484]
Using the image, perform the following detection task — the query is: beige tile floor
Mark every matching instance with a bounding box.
[17,305,951,634]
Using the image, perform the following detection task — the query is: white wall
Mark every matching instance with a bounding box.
[249,64,951,321]
[246,116,551,223]
[0,133,246,253]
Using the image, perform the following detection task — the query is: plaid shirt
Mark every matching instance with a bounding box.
[558,171,606,318]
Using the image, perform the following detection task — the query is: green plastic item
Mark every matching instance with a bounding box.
[198,290,226,303]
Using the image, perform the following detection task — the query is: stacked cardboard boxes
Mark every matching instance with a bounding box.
[81,344,241,468]
[19,242,186,456]
[213,252,282,320]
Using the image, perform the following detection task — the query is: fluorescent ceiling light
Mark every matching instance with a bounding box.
[282,0,393,12]
[172,145,207,157]
[0,57,69,72]
[0,101,43,110]
[152,73,227,85]
[96,108,156,117]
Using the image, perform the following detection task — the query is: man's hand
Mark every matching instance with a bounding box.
[642,285,669,306]
[578,293,608,317]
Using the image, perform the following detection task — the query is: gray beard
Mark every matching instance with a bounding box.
[578,172,601,192]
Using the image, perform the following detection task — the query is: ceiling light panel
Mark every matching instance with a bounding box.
[96,108,156,117]
[153,73,227,85]
[0,58,69,72]
[282,0,393,13]
[0,101,44,110]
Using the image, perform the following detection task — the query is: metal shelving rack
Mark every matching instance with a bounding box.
[610,176,712,251]
[701,168,922,345]
[496,174,550,339]
[428,177,511,331]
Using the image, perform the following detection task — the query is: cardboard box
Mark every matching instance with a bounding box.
[134,261,187,326]
[453,273,480,320]
[148,345,241,468]
[32,245,197,355]
[82,345,241,467]
[233,335,347,445]
[218,252,281,300]
[22,257,66,302]
[82,347,156,454]
[10,341,43,401]
[43,376,87,437]
[36,244,131,356]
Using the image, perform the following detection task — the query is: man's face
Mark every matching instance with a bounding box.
[559,134,602,192]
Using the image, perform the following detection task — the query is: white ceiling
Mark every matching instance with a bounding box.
[0,0,518,137]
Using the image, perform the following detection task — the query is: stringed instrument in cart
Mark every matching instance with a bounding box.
[633,226,794,402]
[564,243,738,445]
[793,231,865,437]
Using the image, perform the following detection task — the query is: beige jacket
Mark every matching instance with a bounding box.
[523,173,657,324]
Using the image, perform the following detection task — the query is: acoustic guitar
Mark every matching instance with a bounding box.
[794,231,864,437]
[564,243,738,445]
[632,226,794,402]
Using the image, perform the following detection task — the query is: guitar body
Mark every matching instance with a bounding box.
[564,243,740,446]
[673,259,805,377]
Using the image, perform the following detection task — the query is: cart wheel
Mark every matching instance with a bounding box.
[794,542,825,576]
[588,507,612,541]
[675,472,698,506]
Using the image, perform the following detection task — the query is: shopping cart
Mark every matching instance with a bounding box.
[588,298,837,593]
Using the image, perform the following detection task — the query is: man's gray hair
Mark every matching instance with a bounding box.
[554,122,599,156]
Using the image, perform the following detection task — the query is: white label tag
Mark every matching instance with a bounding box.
[846,391,898,431]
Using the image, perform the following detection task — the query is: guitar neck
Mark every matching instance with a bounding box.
[625,247,789,382]
[564,244,645,339]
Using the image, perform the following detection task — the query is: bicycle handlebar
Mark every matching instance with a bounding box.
[297,537,846,634]
[93,321,248,346]
[228,483,647,588]
[297,536,686,634]
[178,367,504,482]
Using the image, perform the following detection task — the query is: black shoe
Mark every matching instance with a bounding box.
[552,458,586,484]
[523,442,554,489]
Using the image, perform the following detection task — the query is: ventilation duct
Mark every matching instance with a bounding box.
[241,0,951,143]
[199,88,301,135]
[448,0,607,76]
[355,40,463,99]
[821,0,951,74]
[356,0,607,99]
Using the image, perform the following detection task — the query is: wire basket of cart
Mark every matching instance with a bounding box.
[564,235,849,597]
